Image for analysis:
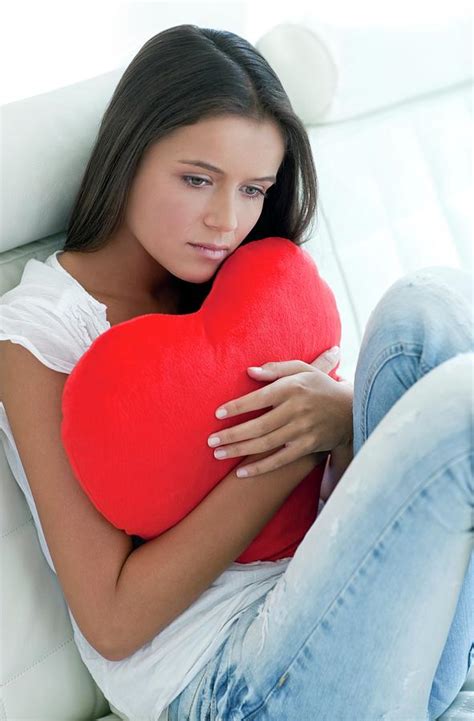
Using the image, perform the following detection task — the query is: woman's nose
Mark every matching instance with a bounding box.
[204,195,238,232]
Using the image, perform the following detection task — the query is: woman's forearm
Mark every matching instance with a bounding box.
[319,441,354,502]
[108,450,323,661]
[318,376,354,502]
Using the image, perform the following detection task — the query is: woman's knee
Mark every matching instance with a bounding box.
[360,265,473,376]
[388,265,472,301]
[353,266,473,452]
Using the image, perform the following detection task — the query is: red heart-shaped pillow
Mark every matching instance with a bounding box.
[61,237,341,563]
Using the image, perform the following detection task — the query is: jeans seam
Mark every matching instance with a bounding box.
[239,449,471,720]
[185,679,205,721]
[219,603,264,718]
[181,662,215,721]
[361,342,428,444]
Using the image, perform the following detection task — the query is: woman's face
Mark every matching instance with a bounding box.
[123,114,286,284]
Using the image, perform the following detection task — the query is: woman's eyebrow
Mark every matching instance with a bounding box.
[177,159,276,183]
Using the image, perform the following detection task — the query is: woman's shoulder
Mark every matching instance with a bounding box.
[0,250,111,374]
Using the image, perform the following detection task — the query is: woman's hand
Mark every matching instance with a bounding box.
[207,347,354,478]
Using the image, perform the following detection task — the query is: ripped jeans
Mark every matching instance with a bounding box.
[168,266,474,721]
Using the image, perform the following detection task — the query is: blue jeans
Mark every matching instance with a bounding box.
[168,266,473,721]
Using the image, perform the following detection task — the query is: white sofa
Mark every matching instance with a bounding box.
[1,16,472,720]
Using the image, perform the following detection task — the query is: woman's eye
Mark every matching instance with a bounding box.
[182,175,209,188]
[244,186,267,199]
[182,175,267,200]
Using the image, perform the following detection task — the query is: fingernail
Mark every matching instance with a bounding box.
[216,408,227,418]
[236,468,248,478]
[248,366,264,373]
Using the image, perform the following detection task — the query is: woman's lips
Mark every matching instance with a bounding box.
[188,244,228,260]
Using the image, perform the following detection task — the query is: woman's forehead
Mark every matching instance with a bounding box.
[148,116,285,171]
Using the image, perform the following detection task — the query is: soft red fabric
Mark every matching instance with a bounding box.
[61,237,341,563]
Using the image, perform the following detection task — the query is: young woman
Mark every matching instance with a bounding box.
[0,24,472,721]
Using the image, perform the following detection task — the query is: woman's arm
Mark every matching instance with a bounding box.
[109,450,325,661]
[319,441,354,502]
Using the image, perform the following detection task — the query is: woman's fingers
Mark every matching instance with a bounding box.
[211,414,303,461]
[246,360,315,380]
[234,441,307,478]
[209,403,290,451]
[214,379,280,420]
[310,346,340,374]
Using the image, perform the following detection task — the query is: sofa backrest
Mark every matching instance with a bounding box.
[256,18,472,379]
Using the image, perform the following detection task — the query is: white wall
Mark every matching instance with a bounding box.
[2,0,471,104]
[0,0,246,104]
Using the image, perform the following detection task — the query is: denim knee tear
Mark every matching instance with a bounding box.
[345,467,366,496]
[329,517,341,538]
[255,577,288,656]
[381,407,421,435]
[277,671,289,687]
[405,269,472,311]
[402,667,425,696]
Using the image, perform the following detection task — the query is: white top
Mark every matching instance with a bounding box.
[0,249,290,721]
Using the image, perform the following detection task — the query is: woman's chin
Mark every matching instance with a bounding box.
[176,266,220,285]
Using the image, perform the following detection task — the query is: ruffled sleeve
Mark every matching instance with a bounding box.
[0,258,110,374]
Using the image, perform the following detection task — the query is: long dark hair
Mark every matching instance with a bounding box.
[63,24,319,312]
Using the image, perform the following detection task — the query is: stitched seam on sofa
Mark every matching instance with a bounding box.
[0,516,33,540]
[314,79,473,128]
[317,201,363,342]
[0,239,61,268]
[0,636,76,687]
